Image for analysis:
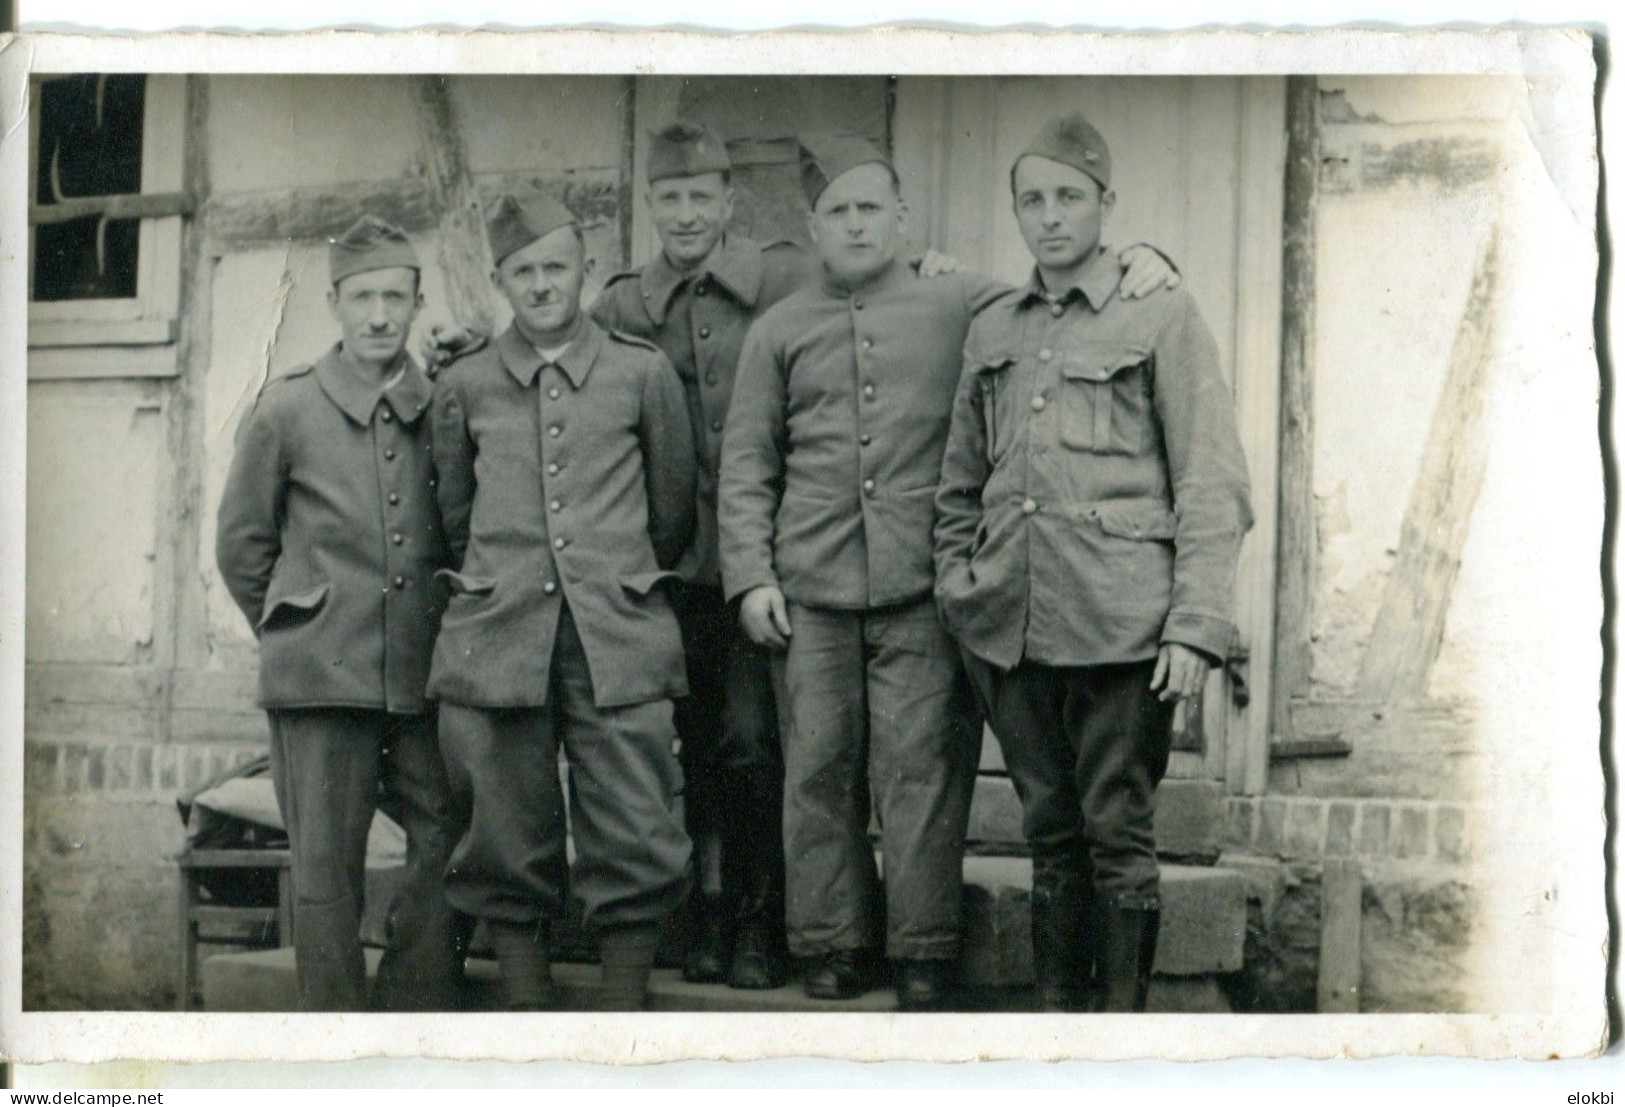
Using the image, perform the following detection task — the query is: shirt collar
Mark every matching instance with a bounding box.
[641,234,765,324]
[497,316,604,390]
[1018,246,1123,313]
[314,343,432,426]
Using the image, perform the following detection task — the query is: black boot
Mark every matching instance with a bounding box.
[895,958,954,1011]
[683,891,731,984]
[488,919,555,1011]
[1095,900,1160,1013]
[729,910,789,989]
[1030,868,1095,1012]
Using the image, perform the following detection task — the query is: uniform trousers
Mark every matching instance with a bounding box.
[963,656,1174,905]
[778,597,981,961]
[266,707,463,1011]
[672,583,783,917]
[437,605,691,933]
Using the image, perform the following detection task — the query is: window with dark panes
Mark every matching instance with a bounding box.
[32,74,147,302]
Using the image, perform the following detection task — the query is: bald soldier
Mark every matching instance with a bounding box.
[429,193,696,1011]
[934,115,1252,1012]
[719,136,1179,1009]
[217,216,463,1011]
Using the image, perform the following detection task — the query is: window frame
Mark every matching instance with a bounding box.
[27,74,187,379]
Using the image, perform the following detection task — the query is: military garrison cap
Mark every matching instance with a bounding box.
[328,215,420,286]
[647,121,733,183]
[798,133,894,208]
[1015,112,1112,193]
[486,192,578,267]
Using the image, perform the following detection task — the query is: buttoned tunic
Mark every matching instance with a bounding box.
[217,345,445,713]
[720,258,1006,611]
[934,248,1253,670]
[427,319,696,710]
[593,235,809,587]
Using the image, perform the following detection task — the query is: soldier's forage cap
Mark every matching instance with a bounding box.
[328,215,420,286]
[648,121,733,183]
[798,133,894,208]
[486,192,578,267]
[1016,112,1113,193]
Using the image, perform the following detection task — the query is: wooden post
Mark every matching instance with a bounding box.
[410,76,495,336]
[1271,75,1320,744]
[1317,857,1363,1012]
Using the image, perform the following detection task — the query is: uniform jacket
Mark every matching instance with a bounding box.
[427,318,697,710]
[591,234,810,588]
[719,257,1006,611]
[934,248,1253,671]
[216,344,447,713]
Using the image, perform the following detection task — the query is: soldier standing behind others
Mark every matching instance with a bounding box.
[429,193,697,1011]
[590,122,807,989]
[933,114,1253,1013]
[216,215,464,1012]
[719,135,1179,1010]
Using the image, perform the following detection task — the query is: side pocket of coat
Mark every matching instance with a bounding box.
[255,582,331,634]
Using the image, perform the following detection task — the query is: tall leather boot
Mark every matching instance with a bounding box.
[728,781,789,990]
[1095,900,1160,1013]
[488,919,555,1011]
[1029,868,1095,1012]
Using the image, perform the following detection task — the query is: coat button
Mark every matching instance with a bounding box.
[393,575,406,588]
[392,532,403,546]
[384,448,397,460]
[852,299,864,310]
[863,479,875,494]
[860,433,872,446]
[1031,395,1047,412]
[554,537,566,550]
[711,419,723,433]
[861,338,873,350]
[696,284,708,297]
[1038,349,1054,362]
[699,326,711,339]
[705,372,718,385]
[1022,499,1038,515]
[863,384,875,399]
[548,425,562,438]
[548,387,561,400]
[380,409,394,422]
[1050,302,1065,318]
[549,499,562,512]
[388,493,400,505]
[547,462,560,475]
[543,580,557,595]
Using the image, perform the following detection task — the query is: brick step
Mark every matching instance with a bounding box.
[207,860,1244,1010]
[201,946,1231,1013]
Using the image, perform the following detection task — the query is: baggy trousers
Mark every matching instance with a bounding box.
[963,656,1175,906]
[437,606,691,932]
[266,707,463,1011]
[673,583,783,920]
[778,598,981,961]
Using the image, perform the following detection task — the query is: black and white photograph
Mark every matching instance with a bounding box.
[0,27,1606,1065]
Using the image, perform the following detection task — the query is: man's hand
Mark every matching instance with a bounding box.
[739,585,793,649]
[916,248,964,279]
[1117,244,1181,300]
[421,323,485,371]
[1150,642,1210,703]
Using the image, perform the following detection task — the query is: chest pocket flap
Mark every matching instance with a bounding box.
[1059,342,1153,454]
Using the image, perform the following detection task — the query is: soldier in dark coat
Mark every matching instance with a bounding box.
[429,192,697,1011]
[934,114,1253,1012]
[216,215,463,1011]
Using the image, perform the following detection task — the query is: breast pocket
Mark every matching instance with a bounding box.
[1059,343,1153,456]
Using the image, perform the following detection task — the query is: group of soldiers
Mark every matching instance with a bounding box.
[215,108,1251,1015]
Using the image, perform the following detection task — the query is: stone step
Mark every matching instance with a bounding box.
[213,859,1245,1010]
[967,776,1228,862]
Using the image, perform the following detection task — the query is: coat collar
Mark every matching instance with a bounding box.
[640,234,765,325]
[819,253,914,300]
[1018,246,1123,313]
[314,343,432,426]
[497,316,605,390]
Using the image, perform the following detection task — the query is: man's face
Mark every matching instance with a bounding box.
[327,266,422,367]
[492,225,586,340]
[648,171,733,269]
[1012,155,1115,273]
[808,162,906,285]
